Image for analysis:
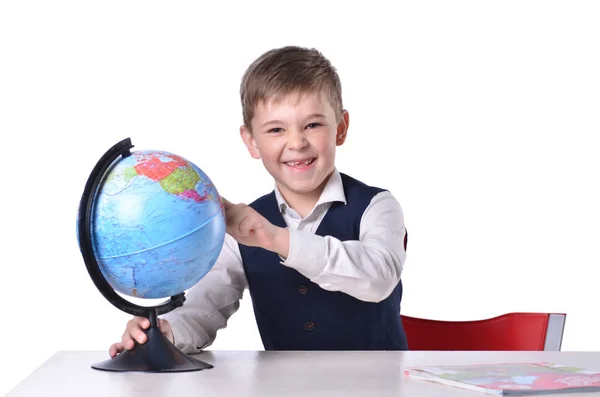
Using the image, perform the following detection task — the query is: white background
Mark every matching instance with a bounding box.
[1,0,599,395]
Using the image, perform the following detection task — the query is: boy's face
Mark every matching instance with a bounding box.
[240,91,348,201]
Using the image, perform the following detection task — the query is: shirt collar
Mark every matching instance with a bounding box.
[274,168,347,213]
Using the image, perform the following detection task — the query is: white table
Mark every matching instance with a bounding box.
[7,350,600,396]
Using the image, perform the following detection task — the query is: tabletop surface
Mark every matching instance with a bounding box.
[7,350,600,396]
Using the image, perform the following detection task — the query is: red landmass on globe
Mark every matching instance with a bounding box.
[179,189,209,202]
[134,154,187,181]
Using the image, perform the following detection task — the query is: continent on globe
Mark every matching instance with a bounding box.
[127,153,215,202]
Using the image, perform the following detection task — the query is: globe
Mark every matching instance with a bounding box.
[77,138,224,372]
[89,149,226,299]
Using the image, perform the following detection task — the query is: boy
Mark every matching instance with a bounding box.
[109,46,408,356]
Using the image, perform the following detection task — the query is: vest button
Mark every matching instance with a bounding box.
[298,284,308,295]
[304,321,315,331]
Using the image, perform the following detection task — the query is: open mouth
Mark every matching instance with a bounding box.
[284,158,315,167]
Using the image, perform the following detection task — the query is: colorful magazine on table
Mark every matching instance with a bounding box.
[404,362,600,395]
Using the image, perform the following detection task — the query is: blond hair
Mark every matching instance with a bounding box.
[240,46,343,128]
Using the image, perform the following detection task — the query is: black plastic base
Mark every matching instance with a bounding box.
[92,327,213,372]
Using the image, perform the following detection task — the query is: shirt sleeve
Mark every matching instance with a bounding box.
[160,233,247,353]
[280,191,407,303]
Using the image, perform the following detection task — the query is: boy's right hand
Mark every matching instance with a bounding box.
[108,316,174,358]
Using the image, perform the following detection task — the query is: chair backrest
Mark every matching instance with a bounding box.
[401,312,566,351]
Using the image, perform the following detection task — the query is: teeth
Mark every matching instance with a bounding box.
[285,159,314,166]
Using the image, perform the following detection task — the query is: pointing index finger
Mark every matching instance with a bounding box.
[221,197,234,210]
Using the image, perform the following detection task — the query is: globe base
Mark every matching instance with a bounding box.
[91,327,213,372]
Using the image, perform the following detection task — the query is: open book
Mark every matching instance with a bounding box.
[404,362,600,395]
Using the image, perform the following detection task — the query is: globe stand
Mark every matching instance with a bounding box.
[77,138,213,372]
[91,310,213,372]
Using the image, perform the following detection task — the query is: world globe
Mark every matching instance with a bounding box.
[77,138,224,372]
[90,149,226,299]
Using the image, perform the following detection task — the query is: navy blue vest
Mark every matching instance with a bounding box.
[238,173,408,350]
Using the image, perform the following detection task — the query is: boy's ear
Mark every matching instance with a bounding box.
[240,125,261,159]
[336,110,349,146]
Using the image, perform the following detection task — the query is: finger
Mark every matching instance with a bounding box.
[127,318,148,344]
[223,202,237,224]
[109,342,125,358]
[122,328,145,347]
[121,333,137,350]
[221,197,234,210]
[225,205,244,228]
[125,339,135,350]
[132,328,147,344]
[138,317,150,329]
[158,318,171,331]
[238,214,258,237]
[227,213,250,237]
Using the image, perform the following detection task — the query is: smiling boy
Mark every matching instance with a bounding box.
[110,46,409,356]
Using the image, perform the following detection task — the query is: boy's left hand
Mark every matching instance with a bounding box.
[222,198,289,257]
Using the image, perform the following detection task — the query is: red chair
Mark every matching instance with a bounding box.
[401,312,566,351]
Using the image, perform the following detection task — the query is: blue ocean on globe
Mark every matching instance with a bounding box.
[86,150,226,299]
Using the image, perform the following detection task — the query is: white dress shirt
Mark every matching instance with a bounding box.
[162,169,407,354]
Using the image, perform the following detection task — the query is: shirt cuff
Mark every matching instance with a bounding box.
[279,228,327,277]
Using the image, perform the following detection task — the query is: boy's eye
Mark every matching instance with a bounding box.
[306,122,321,129]
[268,127,283,133]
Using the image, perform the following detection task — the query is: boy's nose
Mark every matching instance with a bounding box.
[287,130,308,150]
